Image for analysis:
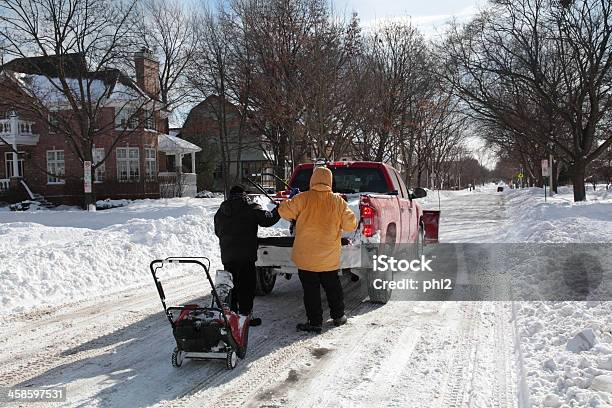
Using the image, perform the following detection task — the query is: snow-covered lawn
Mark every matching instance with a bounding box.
[0,198,227,314]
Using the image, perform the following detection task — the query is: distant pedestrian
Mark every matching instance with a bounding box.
[214,185,280,326]
[278,167,358,333]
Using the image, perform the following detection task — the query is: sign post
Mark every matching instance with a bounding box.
[84,161,94,211]
[517,172,524,188]
[541,159,549,202]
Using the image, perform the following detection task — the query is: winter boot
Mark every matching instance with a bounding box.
[250,317,262,327]
[296,322,322,333]
[333,315,347,327]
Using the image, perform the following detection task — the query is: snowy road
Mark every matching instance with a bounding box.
[1,190,520,407]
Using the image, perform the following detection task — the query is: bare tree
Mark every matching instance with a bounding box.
[443,0,612,201]
[0,0,149,208]
[138,0,198,130]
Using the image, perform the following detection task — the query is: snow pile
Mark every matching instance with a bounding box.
[195,190,223,198]
[0,196,290,315]
[503,186,612,407]
[502,186,612,243]
[96,198,131,209]
[0,199,228,313]
[517,302,612,407]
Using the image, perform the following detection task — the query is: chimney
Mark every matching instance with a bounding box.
[134,47,159,97]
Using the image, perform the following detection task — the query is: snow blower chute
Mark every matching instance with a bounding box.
[150,257,250,369]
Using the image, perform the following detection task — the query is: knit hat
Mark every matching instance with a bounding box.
[229,185,245,195]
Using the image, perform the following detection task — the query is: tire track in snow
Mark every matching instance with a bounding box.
[442,302,479,407]
[492,302,518,408]
[0,274,206,387]
[167,281,372,408]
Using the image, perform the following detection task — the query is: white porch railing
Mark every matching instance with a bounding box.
[0,116,39,146]
[159,172,197,198]
[0,179,10,192]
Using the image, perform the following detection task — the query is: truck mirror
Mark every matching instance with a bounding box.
[411,187,427,199]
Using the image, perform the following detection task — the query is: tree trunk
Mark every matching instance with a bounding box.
[552,159,559,193]
[275,130,287,191]
[573,158,587,202]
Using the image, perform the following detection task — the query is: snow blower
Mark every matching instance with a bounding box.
[149,257,250,369]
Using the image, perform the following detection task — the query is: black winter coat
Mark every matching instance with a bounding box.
[214,195,280,264]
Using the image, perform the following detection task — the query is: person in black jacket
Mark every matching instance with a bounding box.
[214,185,280,326]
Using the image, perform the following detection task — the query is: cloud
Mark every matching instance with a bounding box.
[357,3,483,39]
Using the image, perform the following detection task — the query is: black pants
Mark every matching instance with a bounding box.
[223,261,256,316]
[298,269,345,326]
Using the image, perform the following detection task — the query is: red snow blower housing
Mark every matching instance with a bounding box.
[150,257,249,370]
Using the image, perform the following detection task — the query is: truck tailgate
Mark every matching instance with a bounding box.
[256,236,362,272]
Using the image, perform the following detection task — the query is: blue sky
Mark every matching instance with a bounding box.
[336,0,487,37]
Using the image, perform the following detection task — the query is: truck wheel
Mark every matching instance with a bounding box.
[367,232,395,304]
[410,223,424,260]
[367,267,392,304]
[254,266,276,295]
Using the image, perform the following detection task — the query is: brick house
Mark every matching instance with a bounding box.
[0,50,201,206]
[180,95,275,191]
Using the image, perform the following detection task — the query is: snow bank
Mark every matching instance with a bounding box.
[0,197,283,315]
[502,186,612,407]
[502,186,612,243]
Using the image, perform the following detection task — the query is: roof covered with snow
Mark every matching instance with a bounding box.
[158,134,202,154]
[0,53,157,108]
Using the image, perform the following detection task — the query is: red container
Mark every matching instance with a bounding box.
[422,210,440,244]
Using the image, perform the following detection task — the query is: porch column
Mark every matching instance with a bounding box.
[191,152,196,173]
[10,112,19,178]
[174,153,181,173]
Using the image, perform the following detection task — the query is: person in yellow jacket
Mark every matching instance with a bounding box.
[278,166,358,333]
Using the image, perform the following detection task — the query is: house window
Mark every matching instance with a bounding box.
[143,110,155,131]
[92,147,105,182]
[5,152,24,178]
[48,113,59,133]
[115,108,137,130]
[47,150,65,184]
[116,147,139,182]
[145,148,156,180]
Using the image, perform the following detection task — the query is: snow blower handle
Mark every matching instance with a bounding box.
[150,257,215,326]
[244,177,278,206]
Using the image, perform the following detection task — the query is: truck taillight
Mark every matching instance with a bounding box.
[360,196,376,237]
[362,224,374,237]
[361,206,374,218]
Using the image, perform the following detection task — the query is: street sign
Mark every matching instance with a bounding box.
[84,161,92,193]
[517,172,524,180]
[541,159,549,177]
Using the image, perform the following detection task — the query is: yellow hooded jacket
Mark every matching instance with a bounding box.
[278,166,358,272]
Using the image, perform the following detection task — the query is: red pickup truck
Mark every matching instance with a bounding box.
[255,161,437,303]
